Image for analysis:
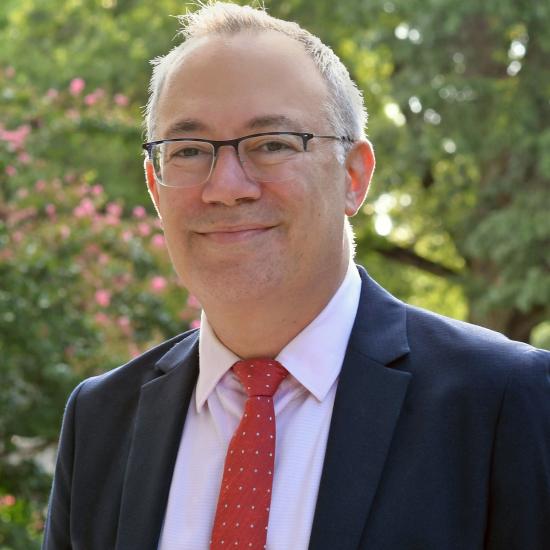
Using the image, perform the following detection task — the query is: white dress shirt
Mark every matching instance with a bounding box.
[158,261,361,550]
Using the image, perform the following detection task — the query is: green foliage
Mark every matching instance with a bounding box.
[0,491,42,549]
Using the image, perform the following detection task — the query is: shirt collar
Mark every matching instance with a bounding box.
[196,259,361,411]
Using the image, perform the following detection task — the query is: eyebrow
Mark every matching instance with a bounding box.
[246,115,303,132]
[162,114,304,139]
[164,119,209,138]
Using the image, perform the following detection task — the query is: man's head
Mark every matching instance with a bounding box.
[143,2,375,314]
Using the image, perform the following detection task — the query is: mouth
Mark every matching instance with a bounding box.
[197,225,276,244]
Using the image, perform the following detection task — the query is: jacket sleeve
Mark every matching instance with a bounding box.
[485,347,550,549]
[42,380,87,550]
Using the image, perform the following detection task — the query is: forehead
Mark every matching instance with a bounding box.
[156,31,329,138]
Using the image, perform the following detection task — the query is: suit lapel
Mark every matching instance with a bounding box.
[308,267,412,550]
[115,331,200,550]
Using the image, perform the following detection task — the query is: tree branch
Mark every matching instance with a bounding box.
[371,243,461,278]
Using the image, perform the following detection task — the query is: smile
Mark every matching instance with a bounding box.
[197,225,275,244]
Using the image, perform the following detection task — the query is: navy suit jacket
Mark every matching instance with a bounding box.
[43,266,550,549]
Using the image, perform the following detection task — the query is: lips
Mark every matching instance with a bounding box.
[197,225,275,244]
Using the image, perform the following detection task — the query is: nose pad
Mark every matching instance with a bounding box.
[212,144,238,171]
[208,144,254,184]
[202,144,261,204]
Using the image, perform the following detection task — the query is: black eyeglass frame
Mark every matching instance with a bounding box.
[141,131,354,158]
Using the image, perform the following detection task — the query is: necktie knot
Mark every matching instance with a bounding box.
[232,358,288,397]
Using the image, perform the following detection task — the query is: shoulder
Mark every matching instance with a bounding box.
[406,303,544,361]
[402,303,549,393]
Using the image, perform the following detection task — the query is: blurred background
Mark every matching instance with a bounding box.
[1,0,549,546]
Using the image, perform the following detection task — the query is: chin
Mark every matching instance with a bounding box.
[193,262,285,304]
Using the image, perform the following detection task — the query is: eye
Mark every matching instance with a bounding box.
[173,146,202,158]
[246,136,302,155]
[166,141,212,162]
[261,140,292,152]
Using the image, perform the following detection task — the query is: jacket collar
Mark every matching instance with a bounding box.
[116,331,199,549]
[308,265,412,550]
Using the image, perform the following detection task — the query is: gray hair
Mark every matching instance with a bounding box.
[144,2,367,146]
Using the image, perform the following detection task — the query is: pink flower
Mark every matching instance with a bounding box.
[46,88,59,99]
[84,93,97,106]
[35,179,46,191]
[5,165,16,176]
[104,214,120,226]
[16,189,28,199]
[94,289,111,308]
[60,225,71,239]
[114,93,129,106]
[106,202,122,218]
[117,316,131,335]
[0,495,16,507]
[190,319,201,329]
[138,222,151,237]
[18,152,31,164]
[83,89,105,106]
[45,204,56,217]
[82,198,95,214]
[98,253,110,265]
[91,184,103,196]
[151,234,165,248]
[74,198,95,218]
[117,316,130,329]
[5,66,15,78]
[150,276,167,293]
[122,230,133,242]
[132,205,146,218]
[0,124,30,149]
[69,77,85,96]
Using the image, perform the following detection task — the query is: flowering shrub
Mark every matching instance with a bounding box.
[0,67,199,547]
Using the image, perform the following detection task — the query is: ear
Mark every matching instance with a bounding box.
[344,140,375,216]
[144,159,161,216]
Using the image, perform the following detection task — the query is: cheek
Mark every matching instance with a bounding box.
[157,188,197,226]
[308,163,347,215]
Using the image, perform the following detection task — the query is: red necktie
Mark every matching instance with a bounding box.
[210,359,288,550]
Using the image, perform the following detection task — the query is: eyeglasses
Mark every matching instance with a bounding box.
[142,131,352,188]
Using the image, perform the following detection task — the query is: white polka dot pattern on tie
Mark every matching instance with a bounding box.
[210,359,288,550]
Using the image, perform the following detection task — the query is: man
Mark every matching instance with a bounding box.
[43,3,550,549]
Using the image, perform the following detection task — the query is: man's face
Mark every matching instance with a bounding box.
[146,31,372,309]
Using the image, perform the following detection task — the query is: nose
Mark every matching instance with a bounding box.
[201,145,261,206]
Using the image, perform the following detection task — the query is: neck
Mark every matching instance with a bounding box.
[201,257,350,359]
